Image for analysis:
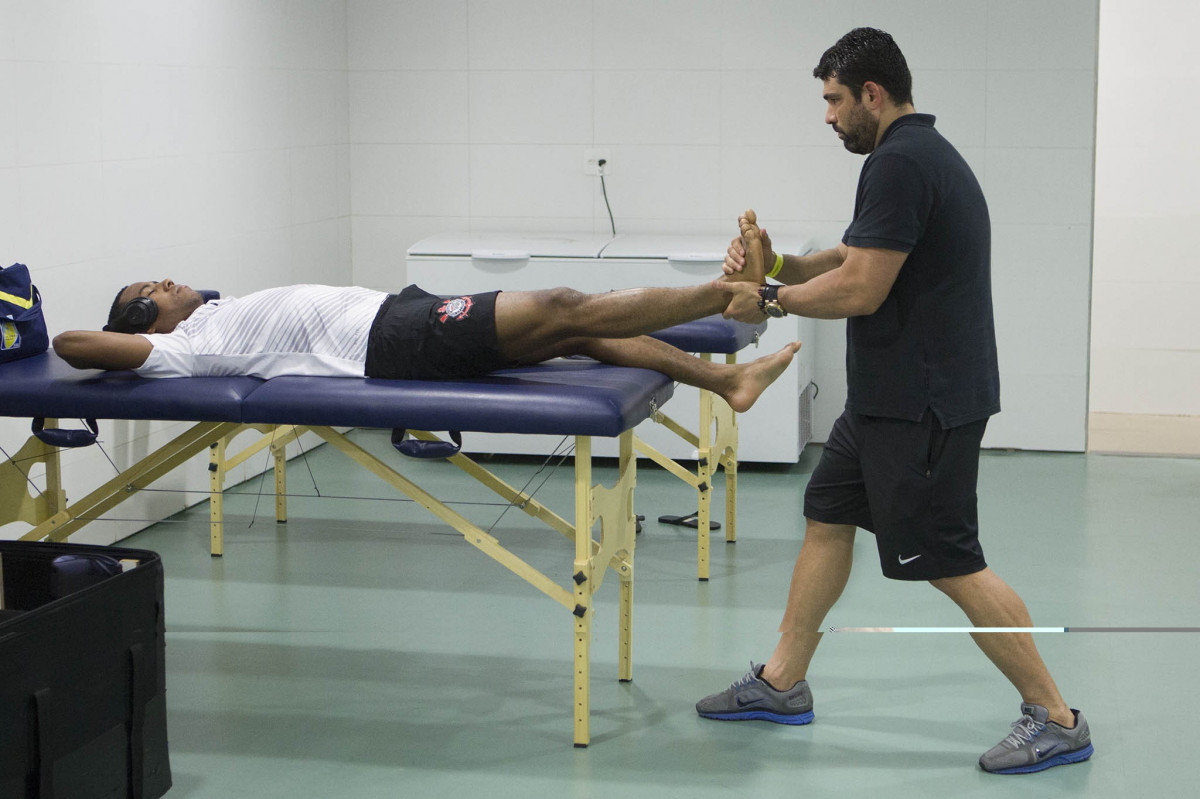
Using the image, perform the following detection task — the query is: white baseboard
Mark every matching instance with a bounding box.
[1088,413,1200,457]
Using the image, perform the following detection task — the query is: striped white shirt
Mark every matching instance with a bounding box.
[135,285,388,379]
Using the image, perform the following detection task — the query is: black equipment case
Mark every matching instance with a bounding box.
[0,541,171,798]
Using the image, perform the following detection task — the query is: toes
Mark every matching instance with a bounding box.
[740,210,762,242]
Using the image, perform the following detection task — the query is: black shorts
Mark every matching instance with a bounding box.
[803,410,989,581]
[364,285,516,380]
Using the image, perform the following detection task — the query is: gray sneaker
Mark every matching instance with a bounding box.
[696,662,814,724]
[979,703,1094,774]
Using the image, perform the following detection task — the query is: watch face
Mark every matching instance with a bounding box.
[764,301,786,318]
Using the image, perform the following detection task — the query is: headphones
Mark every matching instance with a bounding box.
[104,296,158,333]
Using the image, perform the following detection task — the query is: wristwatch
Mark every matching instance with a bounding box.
[758,284,787,318]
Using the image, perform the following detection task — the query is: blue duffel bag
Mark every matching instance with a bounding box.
[0,263,48,364]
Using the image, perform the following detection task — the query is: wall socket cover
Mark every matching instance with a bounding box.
[583,148,611,175]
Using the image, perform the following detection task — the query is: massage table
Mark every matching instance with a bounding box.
[204,314,765,582]
[0,349,673,747]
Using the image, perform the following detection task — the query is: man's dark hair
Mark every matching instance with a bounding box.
[813,27,913,106]
[104,285,147,333]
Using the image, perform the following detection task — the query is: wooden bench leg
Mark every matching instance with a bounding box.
[209,439,226,557]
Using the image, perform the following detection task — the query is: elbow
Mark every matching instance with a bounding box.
[842,273,893,317]
[842,289,887,317]
[828,270,888,317]
[52,332,78,362]
[850,294,887,317]
[53,332,92,369]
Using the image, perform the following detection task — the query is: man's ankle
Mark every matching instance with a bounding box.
[1051,708,1077,729]
[761,665,803,692]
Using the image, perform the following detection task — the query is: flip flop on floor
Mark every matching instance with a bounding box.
[657,511,721,530]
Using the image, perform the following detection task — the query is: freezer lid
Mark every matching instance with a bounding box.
[407,232,614,259]
[600,233,814,260]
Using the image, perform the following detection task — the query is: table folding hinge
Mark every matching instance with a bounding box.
[648,396,664,423]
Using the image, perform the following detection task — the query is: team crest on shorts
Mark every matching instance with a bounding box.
[437,296,473,323]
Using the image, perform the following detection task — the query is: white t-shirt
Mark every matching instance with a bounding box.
[135,285,388,379]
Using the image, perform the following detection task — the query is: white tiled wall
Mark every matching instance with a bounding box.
[348,0,1099,452]
[1,0,1106,547]
[0,0,351,544]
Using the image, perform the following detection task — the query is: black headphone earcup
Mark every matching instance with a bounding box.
[122,296,158,330]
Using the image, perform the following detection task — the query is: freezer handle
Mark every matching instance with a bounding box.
[666,252,724,264]
[471,249,531,261]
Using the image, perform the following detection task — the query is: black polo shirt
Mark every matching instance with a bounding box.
[841,113,1000,428]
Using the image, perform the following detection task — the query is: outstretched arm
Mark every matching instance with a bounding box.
[777,244,850,285]
[720,244,906,322]
[777,244,906,318]
[53,330,153,371]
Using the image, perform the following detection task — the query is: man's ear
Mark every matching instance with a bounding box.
[860,80,886,110]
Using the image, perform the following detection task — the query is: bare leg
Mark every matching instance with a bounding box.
[494,283,732,360]
[551,336,800,413]
[759,520,856,689]
[931,568,1074,727]
[490,280,798,412]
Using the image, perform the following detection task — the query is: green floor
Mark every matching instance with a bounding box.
[122,430,1200,798]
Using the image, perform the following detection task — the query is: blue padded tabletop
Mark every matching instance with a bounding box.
[650,315,765,354]
[241,361,674,437]
[0,352,262,423]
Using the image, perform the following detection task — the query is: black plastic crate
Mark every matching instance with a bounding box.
[0,541,171,798]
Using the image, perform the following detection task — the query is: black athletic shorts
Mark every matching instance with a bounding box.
[364,284,516,380]
[803,410,989,581]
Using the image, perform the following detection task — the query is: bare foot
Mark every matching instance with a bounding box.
[723,341,801,413]
[737,209,767,284]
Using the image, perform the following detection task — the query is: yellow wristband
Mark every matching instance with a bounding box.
[766,252,784,279]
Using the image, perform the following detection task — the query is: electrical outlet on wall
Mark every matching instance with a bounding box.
[583,148,611,175]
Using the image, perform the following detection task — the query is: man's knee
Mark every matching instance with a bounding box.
[541,286,588,314]
[804,518,855,541]
[524,287,593,338]
[929,566,991,597]
[929,574,957,596]
[800,519,856,558]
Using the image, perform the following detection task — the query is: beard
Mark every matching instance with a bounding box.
[834,102,878,155]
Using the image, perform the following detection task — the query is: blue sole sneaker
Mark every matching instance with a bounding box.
[979,703,1094,774]
[696,662,814,725]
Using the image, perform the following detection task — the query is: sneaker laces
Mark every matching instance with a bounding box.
[1002,714,1047,749]
[729,662,765,691]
